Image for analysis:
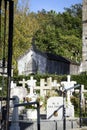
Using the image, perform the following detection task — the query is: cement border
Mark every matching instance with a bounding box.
[69,127,87,130]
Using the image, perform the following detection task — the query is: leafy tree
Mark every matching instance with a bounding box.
[34,4,82,63]
[13,8,39,73]
[0,2,82,74]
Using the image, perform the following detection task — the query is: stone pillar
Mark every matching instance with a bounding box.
[80,0,87,72]
[10,96,20,130]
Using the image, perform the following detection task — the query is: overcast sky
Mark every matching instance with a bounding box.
[29,0,82,13]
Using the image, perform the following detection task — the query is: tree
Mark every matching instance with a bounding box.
[34,4,82,62]
[0,3,82,74]
[13,9,39,74]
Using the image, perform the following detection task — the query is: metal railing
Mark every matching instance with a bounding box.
[14,101,40,130]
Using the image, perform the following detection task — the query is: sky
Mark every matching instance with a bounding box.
[29,0,82,13]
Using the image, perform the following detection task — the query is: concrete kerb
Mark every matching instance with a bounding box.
[69,127,87,130]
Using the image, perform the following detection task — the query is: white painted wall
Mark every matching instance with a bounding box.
[17,49,47,75]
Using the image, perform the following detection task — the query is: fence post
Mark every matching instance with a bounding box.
[54,120,57,130]
[10,96,20,130]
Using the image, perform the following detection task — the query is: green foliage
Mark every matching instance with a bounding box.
[0,76,8,96]
[34,4,82,63]
[71,96,79,116]
[0,2,82,74]
[72,74,87,89]
[13,11,39,73]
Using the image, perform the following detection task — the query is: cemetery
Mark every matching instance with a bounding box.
[1,73,87,130]
[0,0,87,130]
[4,75,87,130]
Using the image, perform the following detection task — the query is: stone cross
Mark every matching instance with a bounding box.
[34,77,60,96]
[11,81,16,88]
[19,78,27,88]
[47,77,52,87]
[27,76,36,95]
[75,85,87,105]
[61,75,76,105]
[17,77,60,97]
[47,77,60,88]
[61,75,76,90]
[52,79,60,87]
[34,78,48,96]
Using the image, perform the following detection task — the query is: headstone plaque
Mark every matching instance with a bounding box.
[47,97,63,120]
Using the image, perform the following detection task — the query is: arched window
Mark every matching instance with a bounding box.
[26,59,37,74]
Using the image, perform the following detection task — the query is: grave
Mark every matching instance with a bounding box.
[18,76,60,97]
[47,96,74,120]
[61,75,76,104]
[10,81,28,114]
[26,76,37,102]
[61,75,76,117]
[10,76,77,119]
[11,84,28,101]
[75,85,87,106]
[47,97,63,120]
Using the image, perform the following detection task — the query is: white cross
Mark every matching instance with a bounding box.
[61,75,76,105]
[34,78,60,96]
[75,85,87,105]
[11,81,16,88]
[19,78,27,88]
[27,76,36,95]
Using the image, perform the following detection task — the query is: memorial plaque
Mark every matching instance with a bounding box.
[47,97,63,120]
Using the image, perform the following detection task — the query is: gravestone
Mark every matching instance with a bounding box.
[11,86,28,101]
[61,75,75,117]
[47,97,63,120]
[66,103,74,117]
[26,76,37,102]
[10,86,28,113]
[34,77,60,97]
[61,75,76,91]
[61,75,76,105]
